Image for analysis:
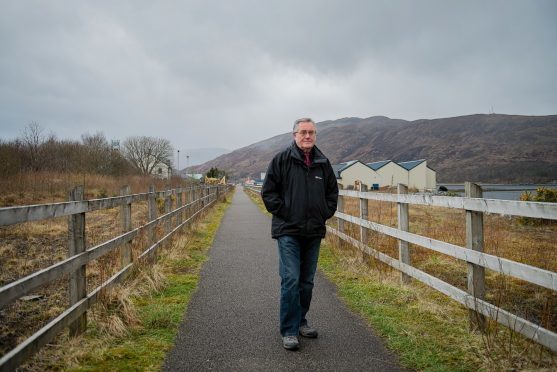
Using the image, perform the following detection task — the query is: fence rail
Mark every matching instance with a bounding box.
[0,184,233,371]
[244,183,557,352]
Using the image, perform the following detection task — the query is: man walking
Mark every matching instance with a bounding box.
[262,118,339,350]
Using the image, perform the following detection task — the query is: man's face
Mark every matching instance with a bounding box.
[293,121,317,152]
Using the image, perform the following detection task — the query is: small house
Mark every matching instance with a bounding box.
[367,160,408,188]
[332,160,381,189]
[398,159,436,190]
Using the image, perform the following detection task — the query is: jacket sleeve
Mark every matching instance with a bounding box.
[324,160,339,219]
[261,155,284,218]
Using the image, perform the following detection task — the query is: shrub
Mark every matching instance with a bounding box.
[519,188,557,225]
[97,188,108,199]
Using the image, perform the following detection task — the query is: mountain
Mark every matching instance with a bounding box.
[192,114,557,183]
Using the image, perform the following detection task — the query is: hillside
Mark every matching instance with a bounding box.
[193,114,557,183]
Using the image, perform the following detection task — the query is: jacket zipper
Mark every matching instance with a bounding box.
[305,162,310,234]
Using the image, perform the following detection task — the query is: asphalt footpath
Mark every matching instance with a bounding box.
[163,188,407,371]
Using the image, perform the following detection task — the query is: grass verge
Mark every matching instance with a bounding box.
[317,241,484,371]
[19,196,231,371]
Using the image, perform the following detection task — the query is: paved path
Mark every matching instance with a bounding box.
[164,188,406,371]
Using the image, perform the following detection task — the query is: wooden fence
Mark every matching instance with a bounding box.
[244,183,557,352]
[0,184,233,371]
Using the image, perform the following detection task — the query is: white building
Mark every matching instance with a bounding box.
[332,159,437,191]
[332,160,381,189]
[152,162,172,179]
[398,160,436,190]
[367,160,408,188]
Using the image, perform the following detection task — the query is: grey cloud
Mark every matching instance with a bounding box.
[0,0,555,152]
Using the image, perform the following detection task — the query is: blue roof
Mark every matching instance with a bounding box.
[398,159,425,170]
[331,160,358,178]
[332,159,430,178]
[366,160,391,171]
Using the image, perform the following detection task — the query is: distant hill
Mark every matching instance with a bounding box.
[192,114,557,183]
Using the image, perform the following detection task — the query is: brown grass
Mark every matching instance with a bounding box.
[323,234,557,370]
[338,195,557,347]
[0,171,188,207]
[0,172,197,358]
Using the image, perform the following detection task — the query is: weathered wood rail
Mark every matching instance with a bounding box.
[0,184,233,371]
[245,183,557,352]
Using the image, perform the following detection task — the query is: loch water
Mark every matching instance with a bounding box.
[438,184,557,201]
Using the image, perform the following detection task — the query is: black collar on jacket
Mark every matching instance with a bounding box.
[288,141,328,165]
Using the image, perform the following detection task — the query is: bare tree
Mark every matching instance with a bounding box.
[82,132,110,173]
[20,121,46,171]
[121,136,173,175]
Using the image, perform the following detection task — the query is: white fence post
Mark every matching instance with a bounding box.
[397,184,411,284]
[465,181,487,332]
[359,183,369,261]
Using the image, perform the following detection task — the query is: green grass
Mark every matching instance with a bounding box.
[65,198,232,371]
[317,243,485,371]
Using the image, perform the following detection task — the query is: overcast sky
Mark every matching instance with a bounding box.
[1,1,556,159]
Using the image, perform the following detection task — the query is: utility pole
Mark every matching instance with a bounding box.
[177,149,180,173]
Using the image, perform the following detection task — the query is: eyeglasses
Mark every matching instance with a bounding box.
[294,130,316,137]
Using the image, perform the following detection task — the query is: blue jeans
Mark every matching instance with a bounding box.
[277,235,321,336]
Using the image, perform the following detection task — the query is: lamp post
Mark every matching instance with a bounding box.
[186,155,190,182]
[177,150,180,174]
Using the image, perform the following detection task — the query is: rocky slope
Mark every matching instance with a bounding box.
[193,114,557,183]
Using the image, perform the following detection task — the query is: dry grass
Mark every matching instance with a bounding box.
[14,198,226,371]
[322,237,557,370]
[0,171,187,207]
[0,172,196,359]
[337,195,557,356]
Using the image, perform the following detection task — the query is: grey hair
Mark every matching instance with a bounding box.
[293,118,316,133]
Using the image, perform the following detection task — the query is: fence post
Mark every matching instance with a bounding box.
[148,185,157,244]
[359,183,369,261]
[397,183,411,284]
[164,186,172,234]
[68,186,86,336]
[177,187,183,226]
[120,185,132,266]
[187,186,193,222]
[465,182,487,332]
[194,186,199,214]
[337,191,344,248]
[190,186,196,217]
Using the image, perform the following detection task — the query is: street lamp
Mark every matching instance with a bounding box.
[186,155,190,181]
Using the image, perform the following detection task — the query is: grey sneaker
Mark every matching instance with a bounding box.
[282,335,300,350]
[299,324,318,338]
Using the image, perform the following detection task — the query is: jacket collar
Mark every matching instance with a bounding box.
[288,141,327,164]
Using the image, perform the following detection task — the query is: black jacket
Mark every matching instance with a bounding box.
[262,142,339,239]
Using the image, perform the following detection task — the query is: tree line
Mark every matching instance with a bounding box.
[0,122,174,178]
